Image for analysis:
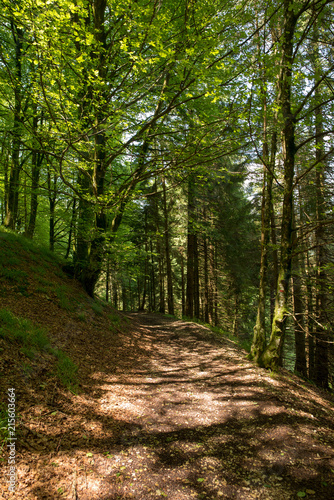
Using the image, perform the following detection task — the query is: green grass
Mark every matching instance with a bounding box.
[0,252,21,267]
[108,312,121,325]
[0,309,78,392]
[91,301,104,316]
[53,349,79,393]
[76,312,87,322]
[0,309,51,352]
[0,266,28,283]
[30,264,48,277]
[0,226,63,266]
[108,312,122,332]
[37,277,54,288]
[55,285,74,311]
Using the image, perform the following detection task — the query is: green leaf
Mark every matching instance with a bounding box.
[297,493,306,498]
[197,478,205,482]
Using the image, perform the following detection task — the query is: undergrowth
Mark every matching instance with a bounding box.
[55,285,75,311]
[0,309,78,393]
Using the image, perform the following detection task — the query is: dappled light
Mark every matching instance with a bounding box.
[3,313,333,499]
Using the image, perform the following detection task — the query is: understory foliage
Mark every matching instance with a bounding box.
[0,0,333,388]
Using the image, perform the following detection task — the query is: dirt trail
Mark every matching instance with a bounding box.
[6,313,334,499]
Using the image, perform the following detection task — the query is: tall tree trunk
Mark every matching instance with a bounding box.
[232,293,239,337]
[162,178,174,315]
[74,0,108,296]
[261,1,297,369]
[314,86,328,388]
[269,130,279,326]
[213,245,219,326]
[306,249,315,379]
[208,240,215,324]
[292,210,307,377]
[157,238,165,314]
[150,240,156,312]
[251,21,278,362]
[251,165,270,361]
[122,282,128,312]
[26,112,44,239]
[180,249,185,317]
[47,167,57,252]
[186,174,196,318]
[204,236,209,323]
[193,233,200,319]
[140,253,148,311]
[105,255,110,302]
[65,198,77,259]
[5,23,23,230]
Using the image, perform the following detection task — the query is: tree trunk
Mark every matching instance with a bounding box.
[105,255,110,302]
[186,174,196,318]
[5,23,23,230]
[261,2,297,369]
[180,249,185,317]
[251,165,270,361]
[47,167,57,252]
[314,89,328,388]
[292,210,307,377]
[204,236,209,323]
[65,198,77,259]
[162,177,174,315]
[26,110,43,239]
[158,238,165,314]
[150,240,156,312]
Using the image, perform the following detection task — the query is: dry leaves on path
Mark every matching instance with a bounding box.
[1,313,334,500]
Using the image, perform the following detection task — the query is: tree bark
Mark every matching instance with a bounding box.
[26,110,44,239]
[314,90,328,388]
[261,1,297,369]
[162,177,174,315]
[292,210,307,377]
[186,174,196,318]
[5,23,23,230]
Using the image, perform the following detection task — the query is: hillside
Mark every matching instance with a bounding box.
[1,230,334,500]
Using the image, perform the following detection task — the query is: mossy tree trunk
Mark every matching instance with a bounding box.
[251,50,276,361]
[73,0,108,296]
[261,0,297,369]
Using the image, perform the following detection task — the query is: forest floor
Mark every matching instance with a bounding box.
[1,232,334,499]
[2,307,334,500]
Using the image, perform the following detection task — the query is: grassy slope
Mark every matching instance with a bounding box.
[0,228,127,454]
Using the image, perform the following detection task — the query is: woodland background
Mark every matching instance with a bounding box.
[0,0,333,388]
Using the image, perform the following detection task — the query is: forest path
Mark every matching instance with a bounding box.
[13,313,334,500]
[73,313,334,500]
